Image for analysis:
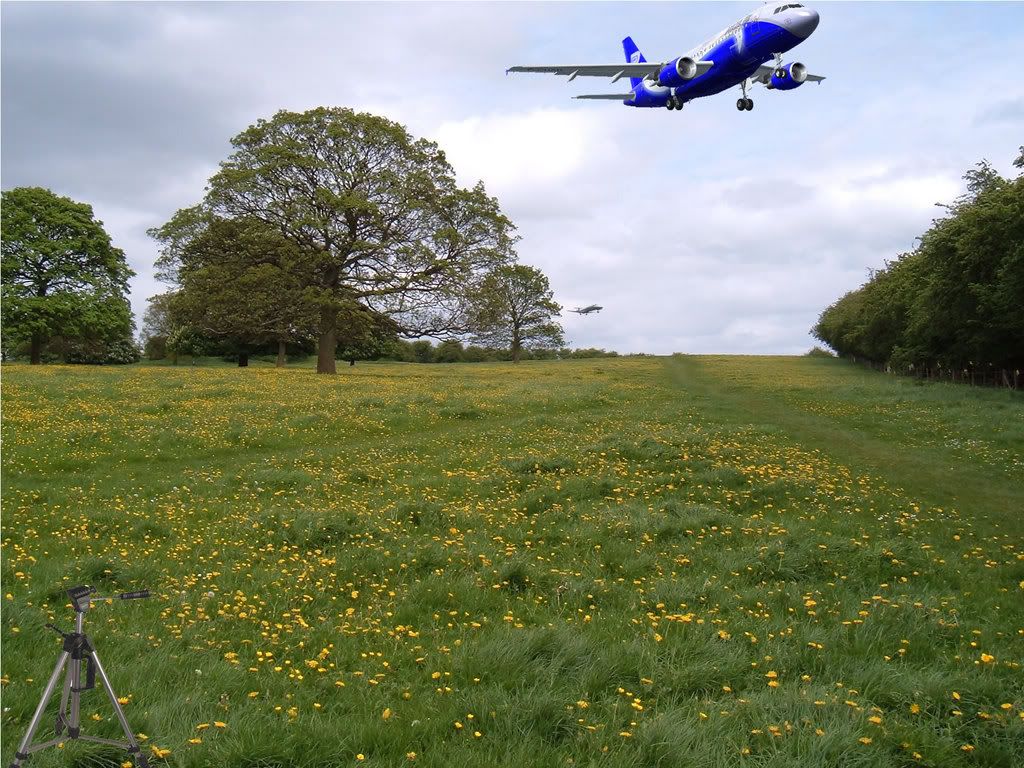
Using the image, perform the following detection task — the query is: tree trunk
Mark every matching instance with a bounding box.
[276,340,286,368]
[349,359,355,367]
[317,308,337,374]
[238,352,249,367]
[511,334,521,364]
[30,332,42,365]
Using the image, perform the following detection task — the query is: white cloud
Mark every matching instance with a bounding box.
[436,109,614,192]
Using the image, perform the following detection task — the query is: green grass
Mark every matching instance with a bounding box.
[1,356,1021,767]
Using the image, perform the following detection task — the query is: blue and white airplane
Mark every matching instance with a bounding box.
[508,3,824,111]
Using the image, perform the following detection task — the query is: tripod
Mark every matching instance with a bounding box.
[8,585,152,768]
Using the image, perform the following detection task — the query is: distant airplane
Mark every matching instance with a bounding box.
[508,3,824,112]
[570,305,603,315]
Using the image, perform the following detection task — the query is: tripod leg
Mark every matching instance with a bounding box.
[55,665,73,735]
[9,651,70,767]
[67,652,82,739]
[88,649,149,768]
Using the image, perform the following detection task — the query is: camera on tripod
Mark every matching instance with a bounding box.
[8,585,152,768]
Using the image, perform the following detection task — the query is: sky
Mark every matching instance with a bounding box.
[2,1,1022,355]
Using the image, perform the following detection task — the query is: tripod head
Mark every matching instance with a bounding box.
[67,585,151,613]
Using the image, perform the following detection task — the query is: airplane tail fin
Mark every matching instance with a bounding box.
[622,36,646,90]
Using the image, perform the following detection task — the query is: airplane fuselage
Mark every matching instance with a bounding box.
[629,5,819,107]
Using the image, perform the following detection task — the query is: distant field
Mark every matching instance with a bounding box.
[2,357,1022,767]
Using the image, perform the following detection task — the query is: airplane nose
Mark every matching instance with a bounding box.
[790,8,819,38]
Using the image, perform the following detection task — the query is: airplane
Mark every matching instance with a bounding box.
[570,305,603,315]
[508,3,824,112]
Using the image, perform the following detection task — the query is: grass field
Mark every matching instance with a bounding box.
[1,356,1022,768]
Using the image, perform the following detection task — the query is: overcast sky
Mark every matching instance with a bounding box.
[3,1,1022,354]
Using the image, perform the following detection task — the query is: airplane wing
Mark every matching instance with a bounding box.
[508,61,713,83]
[749,64,825,85]
[574,94,632,101]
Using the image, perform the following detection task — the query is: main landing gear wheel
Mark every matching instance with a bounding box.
[666,96,683,111]
[736,98,753,111]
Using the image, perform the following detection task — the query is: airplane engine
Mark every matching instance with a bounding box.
[658,57,699,87]
[768,62,807,91]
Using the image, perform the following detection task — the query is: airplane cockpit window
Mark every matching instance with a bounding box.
[774,4,804,12]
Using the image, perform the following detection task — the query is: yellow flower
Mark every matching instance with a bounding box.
[188,738,202,744]
[214,721,226,729]
[961,744,975,752]
[910,703,921,714]
[980,653,995,664]
[196,723,210,731]
[382,708,392,720]
[858,737,872,745]
[150,746,172,758]
[952,692,961,701]
[356,754,365,761]
[407,753,417,760]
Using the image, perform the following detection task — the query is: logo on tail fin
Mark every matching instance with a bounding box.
[621,36,646,90]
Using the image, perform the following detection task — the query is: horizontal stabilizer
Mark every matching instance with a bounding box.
[574,94,632,100]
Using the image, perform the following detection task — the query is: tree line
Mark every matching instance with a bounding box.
[2,108,569,368]
[813,148,1023,384]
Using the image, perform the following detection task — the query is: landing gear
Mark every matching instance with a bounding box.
[736,79,753,111]
[665,96,683,111]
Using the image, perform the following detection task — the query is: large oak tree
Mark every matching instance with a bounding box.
[2,187,134,364]
[151,108,516,373]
